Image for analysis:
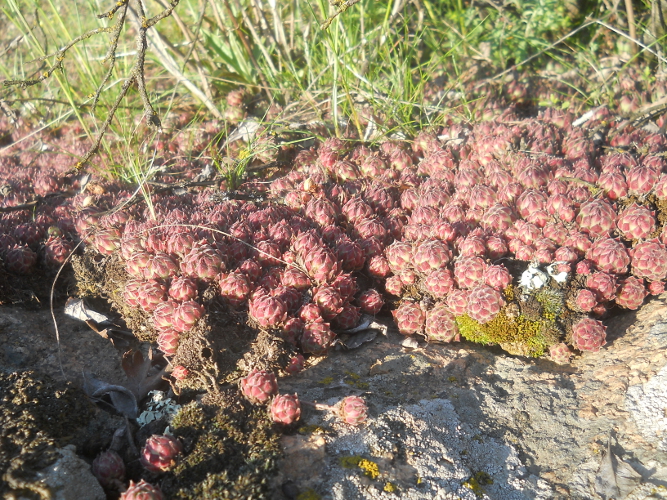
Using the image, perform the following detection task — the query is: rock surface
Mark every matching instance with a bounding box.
[28,445,106,500]
[273,295,667,499]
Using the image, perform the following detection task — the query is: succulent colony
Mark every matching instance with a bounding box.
[1,70,667,496]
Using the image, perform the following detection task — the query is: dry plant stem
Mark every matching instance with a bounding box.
[301,400,336,411]
[595,19,667,64]
[92,2,130,110]
[154,0,215,102]
[624,0,637,55]
[231,0,280,75]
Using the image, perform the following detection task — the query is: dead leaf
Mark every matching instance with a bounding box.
[336,329,379,350]
[64,297,113,324]
[121,349,168,401]
[83,375,139,419]
[595,436,642,500]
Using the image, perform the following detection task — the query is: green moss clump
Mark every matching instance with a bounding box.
[455,307,555,357]
[163,389,280,500]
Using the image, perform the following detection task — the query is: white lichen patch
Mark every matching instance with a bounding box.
[546,263,569,283]
[520,264,549,291]
[137,390,182,429]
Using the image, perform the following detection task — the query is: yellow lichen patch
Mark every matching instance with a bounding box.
[463,471,493,498]
[384,481,397,493]
[296,489,321,500]
[358,459,380,479]
[298,424,327,435]
[339,456,380,479]
[318,376,334,385]
[344,371,369,389]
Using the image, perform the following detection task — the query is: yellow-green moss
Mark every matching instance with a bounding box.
[298,424,328,435]
[340,455,364,469]
[318,376,334,385]
[455,307,554,357]
[533,288,564,319]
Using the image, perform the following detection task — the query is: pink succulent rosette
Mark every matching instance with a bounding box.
[140,434,183,473]
[271,393,302,425]
[338,396,368,426]
[240,370,279,404]
[571,318,607,353]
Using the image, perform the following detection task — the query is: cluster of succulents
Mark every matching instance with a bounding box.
[90,433,182,498]
[239,368,367,426]
[2,73,666,371]
[14,94,661,367]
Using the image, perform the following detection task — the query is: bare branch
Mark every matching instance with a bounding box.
[4,0,183,171]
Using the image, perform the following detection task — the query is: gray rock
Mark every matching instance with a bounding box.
[27,445,105,500]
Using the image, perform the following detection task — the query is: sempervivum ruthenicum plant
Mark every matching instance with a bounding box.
[271,393,301,425]
[412,239,451,274]
[392,302,425,335]
[169,276,198,301]
[145,252,179,280]
[466,285,505,324]
[576,199,617,236]
[120,480,164,500]
[484,264,512,291]
[92,228,122,255]
[43,236,74,268]
[92,450,125,490]
[586,238,630,274]
[218,271,252,306]
[357,289,384,315]
[630,240,667,282]
[5,244,37,274]
[549,343,573,364]
[425,304,459,343]
[240,370,278,404]
[422,269,455,298]
[180,242,224,280]
[249,289,288,328]
[140,434,183,473]
[571,318,607,352]
[338,396,368,426]
[312,285,344,320]
[173,300,204,332]
[301,321,335,355]
[575,289,598,312]
[137,280,168,312]
[454,256,486,289]
[616,276,647,310]
[616,204,656,240]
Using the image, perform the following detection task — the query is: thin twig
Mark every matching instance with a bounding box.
[321,0,362,30]
[129,6,224,119]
